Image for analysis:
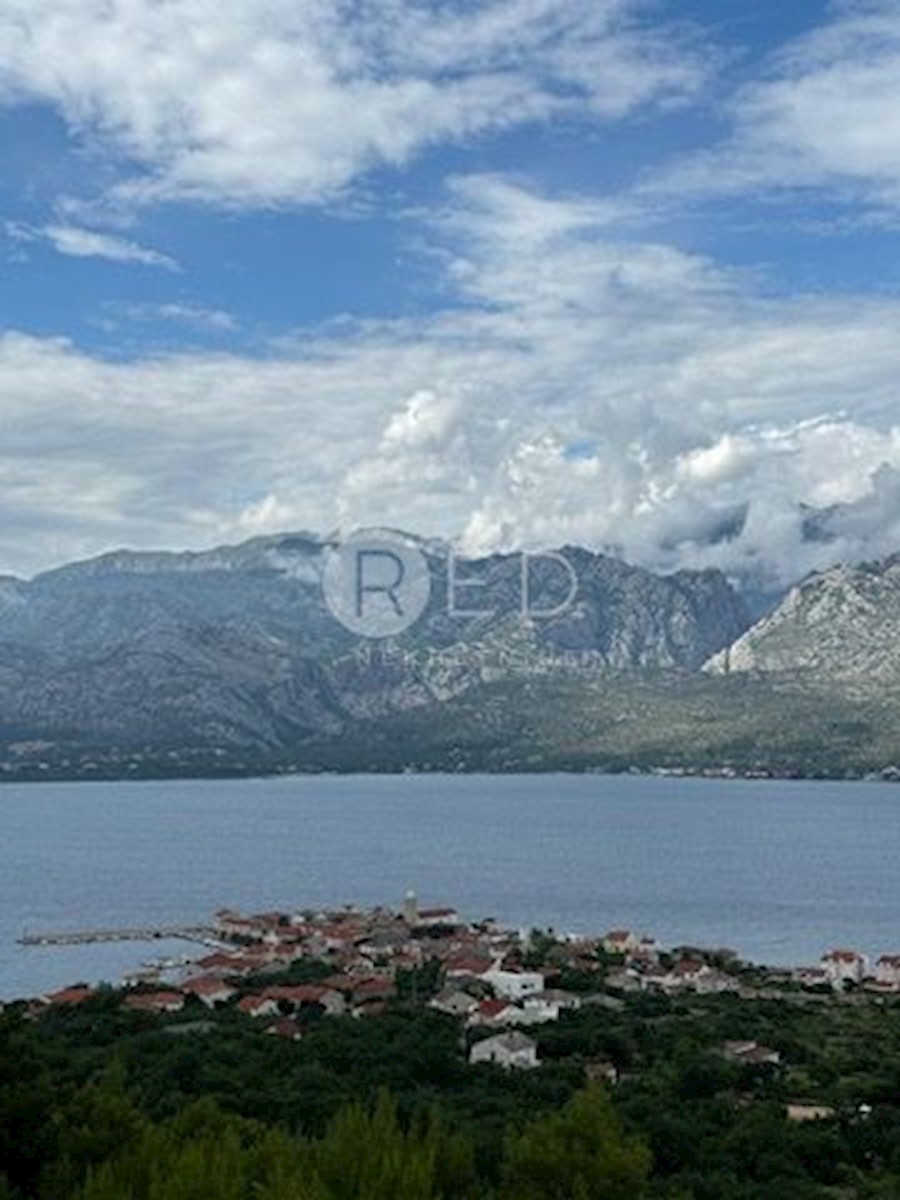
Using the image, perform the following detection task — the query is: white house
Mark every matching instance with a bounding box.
[415,907,460,928]
[522,989,581,1022]
[876,955,900,987]
[602,930,640,956]
[659,959,710,993]
[607,967,643,993]
[793,966,830,988]
[430,988,479,1018]
[483,967,545,1001]
[467,998,521,1028]
[693,969,740,996]
[469,1031,539,1070]
[822,949,867,987]
[721,1040,782,1067]
[632,936,660,965]
[445,957,495,983]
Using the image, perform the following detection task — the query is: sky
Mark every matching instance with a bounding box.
[2,0,900,591]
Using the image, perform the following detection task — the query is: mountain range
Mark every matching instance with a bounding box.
[1,533,898,781]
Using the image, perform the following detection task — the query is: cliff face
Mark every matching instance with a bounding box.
[705,556,900,687]
[0,533,750,754]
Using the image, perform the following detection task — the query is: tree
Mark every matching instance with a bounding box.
[500,1084,651,1200]
[310,1090,475,1199]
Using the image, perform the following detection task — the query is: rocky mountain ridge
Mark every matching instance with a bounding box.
[0,533,749,761]
[3,533,900,778]
[705,555,900,687]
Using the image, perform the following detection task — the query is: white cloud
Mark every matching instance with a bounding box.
[2,4,899,596]
[382,389,462,449]
[237,493,297,534]
[6,221,178,269]
[110,302,238,333]
[654,0,900,215]
[0,0,705,211]
[2,176,900,591]
[676,435,758,485]
[152,304,236,331]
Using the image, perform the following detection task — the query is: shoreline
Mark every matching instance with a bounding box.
[12,899,899,1008]
[0,763,898,786]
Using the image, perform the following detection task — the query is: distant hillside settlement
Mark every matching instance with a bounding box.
[17,893,900,1074]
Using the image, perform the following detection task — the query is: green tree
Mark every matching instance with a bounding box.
[310,1090,471,1199]
[500,1084,651,1200]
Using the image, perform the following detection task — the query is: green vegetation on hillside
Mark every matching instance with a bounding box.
[6,981,900,1198]
[295,672,900,779]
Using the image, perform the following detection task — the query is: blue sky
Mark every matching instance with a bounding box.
[1,0,900,588]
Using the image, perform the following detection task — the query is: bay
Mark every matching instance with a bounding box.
[1,773,897,999]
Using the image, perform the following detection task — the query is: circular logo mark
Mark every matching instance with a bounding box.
[322,529,432,638]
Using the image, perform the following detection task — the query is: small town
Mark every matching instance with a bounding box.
[9,896,900,1197]
[15,895,900,1088]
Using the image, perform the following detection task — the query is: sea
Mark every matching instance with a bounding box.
[1,772,897,1000]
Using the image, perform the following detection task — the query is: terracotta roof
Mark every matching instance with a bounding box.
[446,957,492,975]
[673,959,706,976]
[824,949,864,962]
[125,991,183,1011]
[353,977,396,998]
[263,985,333,1004]
[46,986,94,1006]
[478,998,514,1018]
[353,999,388,1016]
[182,975,235,997]
[237,995,276,1014]
[196,953,247,973]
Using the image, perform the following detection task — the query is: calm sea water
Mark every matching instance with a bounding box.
[1,773,898,1000]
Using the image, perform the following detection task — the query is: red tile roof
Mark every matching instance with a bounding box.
[263,985,332,1005]
[478,998,514,1018]
[46,986,94,1006]
[237,995,276,1014]
[182,975,235,997]
[353,977,396,998]
[196,953,248,973]
[824,949,864,962]
[125,991,184,1012]
[446,956,492,975]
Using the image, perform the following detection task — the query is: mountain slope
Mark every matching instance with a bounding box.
[705,555,900,687]
[0,534,750,765]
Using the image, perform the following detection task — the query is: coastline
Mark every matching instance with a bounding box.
[15,897,897,1010]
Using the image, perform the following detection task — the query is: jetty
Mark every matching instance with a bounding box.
[18,925,217,948]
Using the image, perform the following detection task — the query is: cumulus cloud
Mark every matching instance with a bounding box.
[0,0,705,211]
[810,463,900,556]
[382,390,462,449]
[676,435,758,485]
[2,3,899,596]
[1,175,900,593]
